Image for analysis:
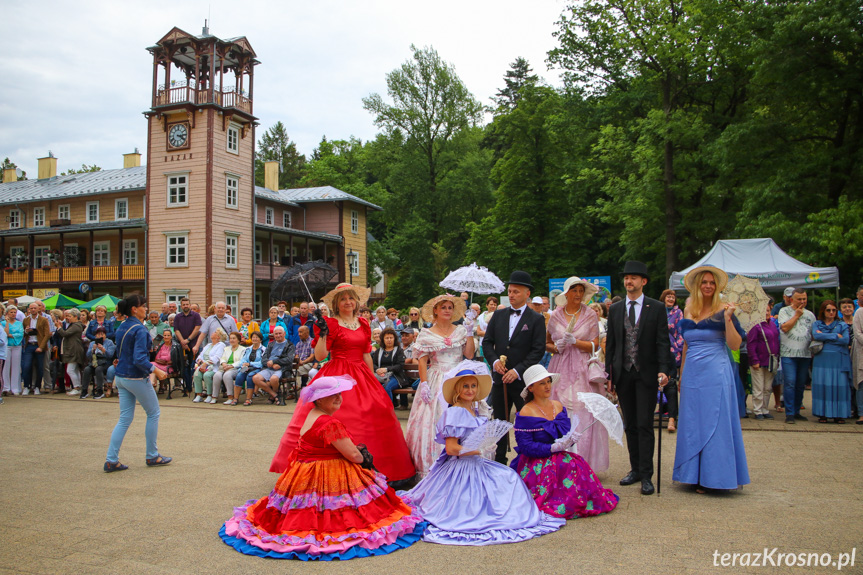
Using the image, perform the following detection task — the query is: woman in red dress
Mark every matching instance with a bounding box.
[270,284,416,485]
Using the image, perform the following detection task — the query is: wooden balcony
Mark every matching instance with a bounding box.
[2,265,145,285]
[155,85,252,114]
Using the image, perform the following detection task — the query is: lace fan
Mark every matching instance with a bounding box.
[460,419,513,453]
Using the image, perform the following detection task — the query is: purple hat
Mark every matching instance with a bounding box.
[300,375,357,403]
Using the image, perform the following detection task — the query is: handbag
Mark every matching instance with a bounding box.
[587,341,608,385]
[757,324,779,373]
[809,340,823,355]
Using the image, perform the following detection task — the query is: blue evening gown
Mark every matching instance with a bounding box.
[400,406,565,545]
[672,311,750,490]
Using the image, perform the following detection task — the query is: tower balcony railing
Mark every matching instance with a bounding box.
[156,85,252,114]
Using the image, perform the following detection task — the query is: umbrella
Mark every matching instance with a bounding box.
[270,260,339,303]
[79,294,121,312]
[439,262,505,295]
[722,274,770,331]
[575,392,624,447]
[41,293,86,310]
[11,295,40,307]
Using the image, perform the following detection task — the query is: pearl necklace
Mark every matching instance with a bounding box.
[534,400,557,420]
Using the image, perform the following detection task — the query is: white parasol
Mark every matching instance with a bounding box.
[439,262,505,295]
[722,274,770,331]
[576,392,624,447]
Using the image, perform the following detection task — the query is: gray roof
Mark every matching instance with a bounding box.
[0,167,146,207]
[254,187,301,208]
[0,218,146,237]
[255,185,381,211]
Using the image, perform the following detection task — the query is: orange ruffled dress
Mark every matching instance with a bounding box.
[221,415,424,560]
[269,317,415,483]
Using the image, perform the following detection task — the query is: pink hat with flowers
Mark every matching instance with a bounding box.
[299,375,357,403]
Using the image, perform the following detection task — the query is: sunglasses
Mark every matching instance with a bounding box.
[825,308,837,312]
[410,313,418,316]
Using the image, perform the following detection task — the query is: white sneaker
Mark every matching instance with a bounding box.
[22,388,30,396]
[94,394,105,399]
[206,397,215,404]
[33,388,41,395]
[66,389,80,396]
[223,399,234,404]
[193,395,202,403]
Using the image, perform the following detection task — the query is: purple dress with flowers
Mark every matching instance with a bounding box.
[510,408,618,519]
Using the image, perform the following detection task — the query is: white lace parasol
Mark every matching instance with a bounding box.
[576,392,624,447]
[460,419,513,453]
[721,274,770,331]
[439,263,505,295]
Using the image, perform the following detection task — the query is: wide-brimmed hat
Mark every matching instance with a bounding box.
[520,365,561,399]
[441,360,492,405]
[321,283,370,313]
[621,261,650,280]
[420,294,467,324]
[506,270,534,290]
[684,265,729,293]
[299,375,357,403]
[554,276,600,306]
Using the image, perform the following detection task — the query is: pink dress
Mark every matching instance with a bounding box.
[547,305,608,472]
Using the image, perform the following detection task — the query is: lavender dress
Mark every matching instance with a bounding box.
[511,408,618,519]
[400,406,564,545]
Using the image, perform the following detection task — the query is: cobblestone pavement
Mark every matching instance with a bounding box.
[1,392,860,575]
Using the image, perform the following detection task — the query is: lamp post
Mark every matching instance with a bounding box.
[347,249,356,285]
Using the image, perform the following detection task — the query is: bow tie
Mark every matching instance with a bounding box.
[510,308,522,316]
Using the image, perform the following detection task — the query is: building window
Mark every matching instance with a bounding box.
[115,198,128,220]
[227,124,240,154]
[10,246,25,267]
[225,235,238,269]
[33,207,45,227]
[34,246,51,268]
[283,211,291,228]
[8,209,21,229]
[93,242,110,266]
[58,205,70,220]
[166,234,188,267]
[254,242,262,265]
[86,201,99,223]
[225,292,239,312]
[167,174,188,207]
[265,207,274,226]
[163,290,190,305]
[350,210,359,234]
[226,176,239,209]
[123,240,138,265]
[285,245,292,261]
[351,251,360,276]
[255,292,263,321]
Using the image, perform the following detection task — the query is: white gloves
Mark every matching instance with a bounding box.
[555,332,576,351]
[462,311,476,334]
[418,381,431,404]
[551,430,582,453]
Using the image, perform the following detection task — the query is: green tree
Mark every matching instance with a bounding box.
[60,164,101,176]
[492,57,540,111]
[254,121,306,189]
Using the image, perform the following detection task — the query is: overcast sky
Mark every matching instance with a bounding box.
[0,1,568,176]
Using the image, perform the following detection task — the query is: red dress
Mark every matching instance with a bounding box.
[270,317,415,482]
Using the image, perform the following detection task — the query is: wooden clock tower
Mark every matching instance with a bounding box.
[144,25,259,310]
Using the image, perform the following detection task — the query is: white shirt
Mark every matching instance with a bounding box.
[507,304,528,339]
[27,316,38,343]
[625,293,645,325]
[777,306,815,358]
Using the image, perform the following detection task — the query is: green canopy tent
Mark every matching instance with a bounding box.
[78,294,121,312]
[40,293,86,310]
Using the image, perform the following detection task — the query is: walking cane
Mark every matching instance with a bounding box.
[500,355,510,452]
[657,380,665,496]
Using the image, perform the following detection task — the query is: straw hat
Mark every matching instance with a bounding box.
[520,365,561,399]
[321,283,370,313]
[299,375,357,403]
[683,265,729,293]
[420,294,467,324]
[554,276,599,306]
[441,360,492,405]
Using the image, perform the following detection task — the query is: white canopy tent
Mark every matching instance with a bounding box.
[669,238,840,292]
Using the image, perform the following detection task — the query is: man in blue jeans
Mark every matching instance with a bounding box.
[778,288,815,424]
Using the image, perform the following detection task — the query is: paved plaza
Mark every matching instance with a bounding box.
[1,393,861,575]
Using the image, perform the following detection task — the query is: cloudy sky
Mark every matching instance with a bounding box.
[0,1,569,176]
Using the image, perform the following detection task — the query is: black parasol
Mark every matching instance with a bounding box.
[270,260,339,303]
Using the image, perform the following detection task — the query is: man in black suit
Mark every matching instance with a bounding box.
[605,261,672,495]
[482,271,547,464]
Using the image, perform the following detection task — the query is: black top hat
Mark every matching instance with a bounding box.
[506,270,534,289]
[620,261,650,280]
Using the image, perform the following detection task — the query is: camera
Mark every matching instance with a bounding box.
[95,337,105,345]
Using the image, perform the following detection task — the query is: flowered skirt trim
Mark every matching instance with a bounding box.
[512,452,619,519]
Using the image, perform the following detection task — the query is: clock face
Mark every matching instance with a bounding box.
[168,123,189,149]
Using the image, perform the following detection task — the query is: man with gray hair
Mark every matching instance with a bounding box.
[778,287,815,424]
[252,326,294,406]
[194,302,236,355]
